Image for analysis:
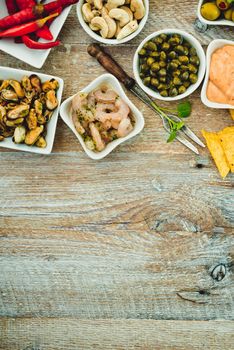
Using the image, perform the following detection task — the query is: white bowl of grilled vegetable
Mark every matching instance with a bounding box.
[0,66,63,154]
[77,0,149,44]
[60,73,145,160]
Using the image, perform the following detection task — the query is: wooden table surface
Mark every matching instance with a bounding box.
[0,1,234,349]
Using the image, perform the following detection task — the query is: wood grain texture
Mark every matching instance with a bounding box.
[0,0,234,349]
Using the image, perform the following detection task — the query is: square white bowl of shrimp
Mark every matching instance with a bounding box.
[59,73,145,160]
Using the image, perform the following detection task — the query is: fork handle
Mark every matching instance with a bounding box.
[87,43,135,90]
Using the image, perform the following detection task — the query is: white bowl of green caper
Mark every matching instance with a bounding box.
[133,29,206,101]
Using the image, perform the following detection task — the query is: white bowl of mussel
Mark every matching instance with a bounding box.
[133,29,206,101]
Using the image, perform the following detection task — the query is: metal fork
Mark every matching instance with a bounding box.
[87,44,205,155]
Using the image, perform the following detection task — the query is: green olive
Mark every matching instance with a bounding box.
[175,45,185,54]
[190,56,200,66]
[169,87,178,97]
[178,85,186,94]
[162,42,170,51]
[188,64,198,73]
[159,61,167,68]
[147,57,155,66]
[158,68,167,77]
[160,90,168,97]
[151,77,159,87]
[173,76,182,86]
[143,76,151,86]
[189,73,198,84]
[168,51,177,60]
[151,62,160,72]
[179,55,189,64]
[138,48,147,56]
[181,71,189,81]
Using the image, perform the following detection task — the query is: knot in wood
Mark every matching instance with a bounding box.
[211,264,226,281]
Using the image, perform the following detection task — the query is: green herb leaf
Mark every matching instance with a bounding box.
[177,101,191,118]
[167,130,177,143]
[176,121,185,130]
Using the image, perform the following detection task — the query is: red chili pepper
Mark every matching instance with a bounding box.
[6,0,19,15]
[22,35,60,49]
[0,12,58,37]
[0,0,78,29]
[16,0,35,10]
[36,7,62,41]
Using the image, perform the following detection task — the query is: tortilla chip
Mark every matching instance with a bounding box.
[202,130,230,178]
[218,131,234,172]
[218,126,234,135]
[229,109,234,121]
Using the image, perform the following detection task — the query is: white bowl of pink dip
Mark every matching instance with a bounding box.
[201,39,234,109]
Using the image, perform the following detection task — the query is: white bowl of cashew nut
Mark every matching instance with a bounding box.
[77,0,149,44]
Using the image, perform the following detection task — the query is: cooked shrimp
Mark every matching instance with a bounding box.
[72,92,88,111]
[89,122,105,151]
[72,111,85,134]
[117,117,133,138]
[95,102,116,122]
[94,88,118,103]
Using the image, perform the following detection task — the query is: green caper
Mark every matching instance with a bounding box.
[154,36,163,45]
[189,73,198,84]
[180,64,189,71]
[189,47,197,56]
[168,37,180,46]
[151,77,159,87]
[188,64,198,73]
[184,81,190,88]
[183,41,191,49]
[173,76,182,86]
[147,57,155,66]
[145,41,157,51]
[140,63,149,73]
[162,42,170,51]
[138,48,147,56]
[178,85,187,94]
[181,71,189,81]
[172,69,181,77]
[150,51,159,58]
[175,45,184,54]
[171,59,181,66]
[183,46,189,56]
[179,55,189,64]
[159,33,168,41]
[159,76,167,83]
[172,34,182,42]
[143,76,151,86]
[190,56,200,66]
[168,51,177,60]
[150,69,157,77]
[159,90,168,97]
[160,51,167,61]
[168,62,178,70]
[139,72,145,79]
[169,87,178,97]
[159,61,167,68]
[151,62,160,72]
[158,68,166,77]
[158,83,167,91]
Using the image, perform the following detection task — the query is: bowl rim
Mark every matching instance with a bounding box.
[201,39,234,109]
[76,0,149,45]
[133,28,206,101]
[0,66,64,154]
[197,0,234,27]
[59,73,145,160]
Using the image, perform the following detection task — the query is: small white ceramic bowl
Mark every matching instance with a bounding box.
[197,0,234,27]
[59,73,145,160]
[201,39,234,109]
[0,66,64,154]
[133,29,206,101]
[77,0,149,45]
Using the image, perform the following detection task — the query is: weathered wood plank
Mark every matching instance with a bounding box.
[0,319,234,350]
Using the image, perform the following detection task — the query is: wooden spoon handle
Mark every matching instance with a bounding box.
[87,43,135,90]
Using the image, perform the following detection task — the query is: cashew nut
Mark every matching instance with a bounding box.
[102,7,117,38]
[93,0,103,10]
[120,6,134,21]
[117,19,138,39]
[91,17,109,38]
[106,0,125,11]
[115,22,121,37]
[109,8,130,27]
[82,3,94,23]
[89,23,99,31]
[130,0,145,20]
